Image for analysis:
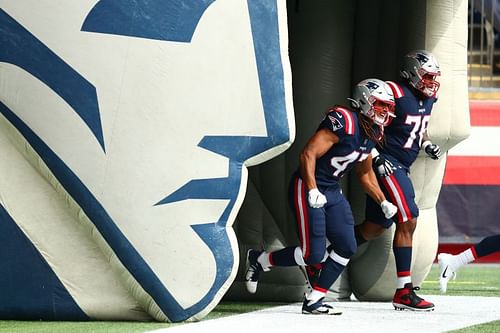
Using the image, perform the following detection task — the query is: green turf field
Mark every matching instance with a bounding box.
[421,264,500,297]
[0,264,498,333]
[422,264,500,333]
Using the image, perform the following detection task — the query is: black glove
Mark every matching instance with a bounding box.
[423,141,441,160]
[373,155,395,177]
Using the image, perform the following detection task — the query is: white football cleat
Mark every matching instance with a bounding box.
[438,253,457,293]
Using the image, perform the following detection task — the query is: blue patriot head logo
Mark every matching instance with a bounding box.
[415,52,430,65]
[365,80,380,92]
[0,0,293,322]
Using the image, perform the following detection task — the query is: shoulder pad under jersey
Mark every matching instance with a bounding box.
[324,106,355,136]
[385,81,404,99]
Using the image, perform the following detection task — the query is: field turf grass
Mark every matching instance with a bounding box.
[0,264,498,333]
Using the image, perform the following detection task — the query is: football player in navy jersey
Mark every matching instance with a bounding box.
[438,234,500,293]
[245,78,398,315]
[355,50,442,311]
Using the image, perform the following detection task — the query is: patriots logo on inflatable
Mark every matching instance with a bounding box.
[0,0,293,322]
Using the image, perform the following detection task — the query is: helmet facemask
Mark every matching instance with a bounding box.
[415,71,440,98]
[369,98,395,126]
[350,78,396,127]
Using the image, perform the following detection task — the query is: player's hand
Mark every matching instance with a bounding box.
[308,188,327,208]
[373,155,395,177]
[423,141,441,160]
[380,200,397,219]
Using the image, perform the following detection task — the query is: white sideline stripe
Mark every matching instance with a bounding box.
[148,296,500,333]
[384,176,409,222]
[296,178,308,257]
[449,127,500,156]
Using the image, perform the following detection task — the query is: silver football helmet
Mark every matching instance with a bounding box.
[349,78,395,126]
[400,50,441,97]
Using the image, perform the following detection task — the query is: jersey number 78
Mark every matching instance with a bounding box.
[404,115,431,148]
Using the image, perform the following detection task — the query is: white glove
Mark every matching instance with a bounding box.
[380,200,397,219]
[308,188,327,208]
[422,140,441,160]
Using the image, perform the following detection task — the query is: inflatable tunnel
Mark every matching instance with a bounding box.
[229,0,470,302]
[0,0,469,322]
[0,0,294,322]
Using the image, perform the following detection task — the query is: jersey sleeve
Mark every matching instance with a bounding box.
[317,107,354,140]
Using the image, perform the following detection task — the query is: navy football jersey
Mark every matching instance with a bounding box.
[314,106,376,187]
[381,81,437,168]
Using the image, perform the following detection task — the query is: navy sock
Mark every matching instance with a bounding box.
[316,257,345,291]
[269,247,299,266]
[475,234,500,258]
[393,246,412,277]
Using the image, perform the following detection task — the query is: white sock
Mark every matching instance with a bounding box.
[397,276,412,289]
[293,246,306,266]
[455,248,476,267]
[307,289,326,303]
[257,252,271,270]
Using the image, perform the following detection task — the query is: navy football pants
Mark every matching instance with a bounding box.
[289,175,356,265]
[365,156,419,227]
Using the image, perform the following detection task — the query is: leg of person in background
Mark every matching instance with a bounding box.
[354,220,385,246]
[438,234,500,293]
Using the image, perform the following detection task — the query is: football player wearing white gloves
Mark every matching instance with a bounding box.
[245,78,397,315]
[355,50,442,312]
[307,188,327,209]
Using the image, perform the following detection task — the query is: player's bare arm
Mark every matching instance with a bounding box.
[355,156,386,205]
[299,128,339,190]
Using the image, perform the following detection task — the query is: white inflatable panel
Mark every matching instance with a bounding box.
[0,116,149,320]
[0,0,293,321]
